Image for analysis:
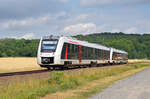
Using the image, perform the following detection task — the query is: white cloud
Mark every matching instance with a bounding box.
[80,0,150,7]
[62,23,112,35]
[21,33,35,39]
[62,23,97,35]
[8,33,35,39]
[125,27,137,33]
[2,16,49,30]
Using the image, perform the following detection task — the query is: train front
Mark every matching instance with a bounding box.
[37,36,60,68]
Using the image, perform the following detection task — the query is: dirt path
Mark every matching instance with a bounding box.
[91,68,150,99]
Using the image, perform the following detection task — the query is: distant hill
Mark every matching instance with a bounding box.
[75,32,150,59]
[0,32,150,59]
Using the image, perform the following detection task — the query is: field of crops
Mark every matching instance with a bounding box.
[0,57,42,73]
[0,57,150,73]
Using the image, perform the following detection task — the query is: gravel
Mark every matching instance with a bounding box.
[91,68,150,99]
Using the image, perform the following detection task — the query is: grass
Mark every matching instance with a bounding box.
[0,63,150,99]
[0,57,42,73]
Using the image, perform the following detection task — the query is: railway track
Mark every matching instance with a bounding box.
[0,62,137,78]
[0,69,49,77]
[0,62,146,85]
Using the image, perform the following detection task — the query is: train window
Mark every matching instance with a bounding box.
[61,43,76,59]
[105,51,107,60]
[98,49,102,60]
[96,49,99,59]
[106,51,110,60]
[67,44,71,59]
[85,47,88,59]
[61,43,67,59]
[86,47,89,59]
[89,47,92,59]
[82,46,88,60]
[100,49,103,60]
[74,45,78,59]
[92,48,95,59]
[61,43,113,61]
[96,49,99,60]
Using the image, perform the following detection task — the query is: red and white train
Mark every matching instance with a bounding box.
[37,36,128,69]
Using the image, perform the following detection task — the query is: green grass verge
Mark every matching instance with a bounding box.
[0,63,149,99]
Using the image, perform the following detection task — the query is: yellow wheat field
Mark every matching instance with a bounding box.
[128,59,150,63]
[0,57,150,73]
[0,57,42,73]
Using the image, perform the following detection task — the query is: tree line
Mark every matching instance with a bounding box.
[0,39,39,57]
[0,32,150,59]
[75,33,150,59]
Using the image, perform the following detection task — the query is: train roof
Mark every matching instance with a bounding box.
[60,36,109,51]
[42,36,128,54]
[111,48,128,54]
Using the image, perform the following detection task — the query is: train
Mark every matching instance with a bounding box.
[37,35,128,69]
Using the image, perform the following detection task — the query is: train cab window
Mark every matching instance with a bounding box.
[41,39,58,52]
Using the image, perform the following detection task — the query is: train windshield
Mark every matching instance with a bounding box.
[41,40,58,52]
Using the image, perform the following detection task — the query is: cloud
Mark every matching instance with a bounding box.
[2,16,49,30]
[80,0,150,7]
[21,33,35,39]
[0,0,149,38]
[62,23,97,35]
[9,33,35,39]
[0,0,69,19]
[125,27,137,33]
[62,23,111,35]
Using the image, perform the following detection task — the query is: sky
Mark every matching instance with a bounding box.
[0,0,150,39]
